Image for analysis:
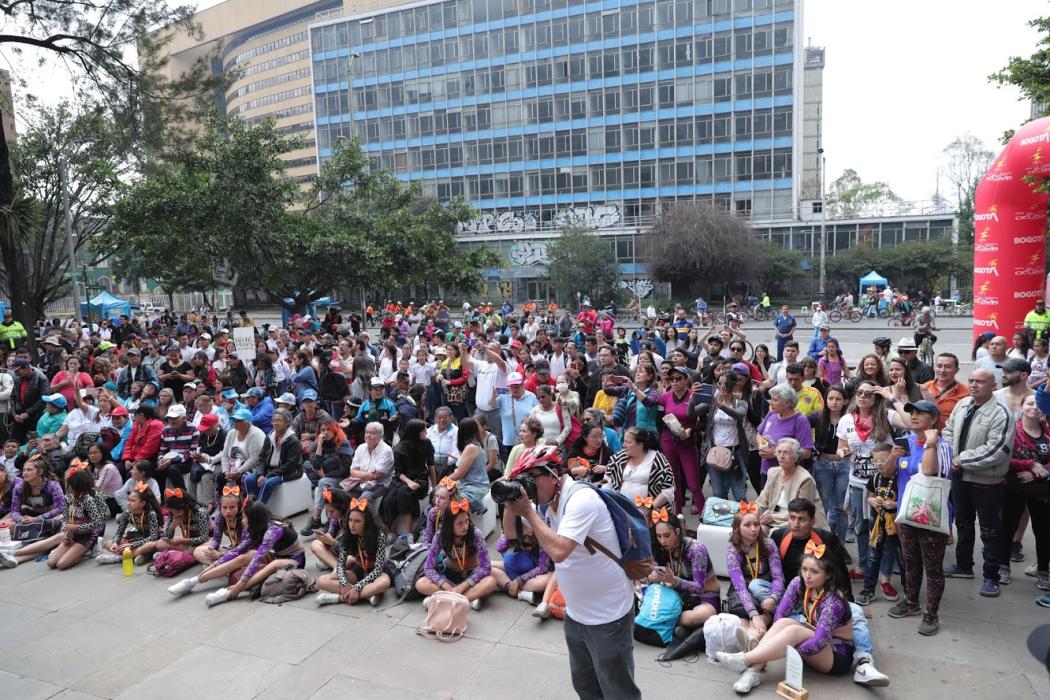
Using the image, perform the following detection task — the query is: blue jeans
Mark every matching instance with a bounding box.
[708,455,748,501]
[814,457,851,543]
[789,602,875,666]
[243,472,286,503]
[850,485,871,572]
[749,577,773,601]
[863,533,902,593]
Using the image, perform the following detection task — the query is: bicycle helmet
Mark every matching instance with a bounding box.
[873,336,892,348]
[507,444,564,479]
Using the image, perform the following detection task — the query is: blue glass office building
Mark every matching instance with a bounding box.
[310,0,808,235]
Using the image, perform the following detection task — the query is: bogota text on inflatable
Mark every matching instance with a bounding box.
[973,117,1050,341]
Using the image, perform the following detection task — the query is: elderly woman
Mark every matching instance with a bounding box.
[604,426,676,510]
[756,438,827,531]
[220,407,266,493]
[243,408,303,503]
[756,385,814,489]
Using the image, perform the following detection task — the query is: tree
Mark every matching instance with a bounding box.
[941,135,995,245]
[0,1,223,339]
[645,203,758,297]
[825,237,968,296]
[825,169,904,218]
[545,226,620,306]
[752,240,805,294]
[990,16,1050,136]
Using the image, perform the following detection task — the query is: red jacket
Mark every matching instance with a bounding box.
[124,417,164,462]
[1009,418,1050,473]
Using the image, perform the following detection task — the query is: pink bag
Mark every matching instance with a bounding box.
[148,549,197,578]
[415,591,470,642]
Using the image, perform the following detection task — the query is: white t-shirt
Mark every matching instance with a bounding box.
[542,477,634,625]
[63,406,100,443]
[474,359,506,412]
[836,412,894,489]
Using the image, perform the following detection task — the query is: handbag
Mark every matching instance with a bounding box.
[549,584,567,620]
[445,383,466,405]
[147,549,197,577]
[895,472,951,535]
[705,445,734,472]
[415,590,470,642]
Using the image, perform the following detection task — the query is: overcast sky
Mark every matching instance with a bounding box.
[12,0,1047,204]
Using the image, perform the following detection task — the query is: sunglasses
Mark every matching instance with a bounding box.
[856,390,876,398]
[670,374,686,381]
[730,347,744,352]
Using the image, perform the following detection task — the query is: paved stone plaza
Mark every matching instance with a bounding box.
[0,320,1047,699]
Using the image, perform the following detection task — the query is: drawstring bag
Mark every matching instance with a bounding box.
[633,583,683,646]
[147,549,197,578]
[703,613,741,664]
[416,590,470,642]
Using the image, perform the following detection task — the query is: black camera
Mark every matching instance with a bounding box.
[490,475,538,504]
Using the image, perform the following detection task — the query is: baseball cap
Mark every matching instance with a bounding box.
[125,347,140,356]
[43,336,61,346]
[42,394,67,409]
[1027,624,1050,673]
[166,404,187,419]
[244,387,266,399]
[12,359,29,368]
[897,337,918,351]
[200,332,212,340]
[903,400,941,418]
[730,362,751,376]
[276,392,297,405]
[183,380,200,391]
[369,377,385,388]
[301,389,318,402]
[231,407,253,422]
[433,346,448,356]
[507,372,524,386]
[199,412,219,429]
[111,405,129,417]
[220,388,238,400]
[998,357,1032,373]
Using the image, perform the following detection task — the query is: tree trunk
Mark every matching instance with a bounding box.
[0,116,35,355]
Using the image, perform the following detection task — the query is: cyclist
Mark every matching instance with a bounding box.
[694,296,709,325]
[913,307,937,352]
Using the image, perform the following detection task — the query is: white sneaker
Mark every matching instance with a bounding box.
[1026,563,1039,577]
[0,551,18,568]
[315,592,341,606]
[205,587,230,607]
[716,651,750,674]
[167,577,198,596]
[517,590,537,605]
[470,597,481,611]
[315,560,332,572]
[532,601,551,619]
[421,596,432,608]
[368,593,382,607]
[95,552,122,565]
[853,661,890,687]
[733,669,762,694]
[735,625,758,652]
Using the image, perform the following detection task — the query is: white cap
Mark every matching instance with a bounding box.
[166,404,187,419]
[369,377,385,388]
[507,372,524,386]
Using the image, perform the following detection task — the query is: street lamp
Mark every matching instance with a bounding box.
[818,147,826,301]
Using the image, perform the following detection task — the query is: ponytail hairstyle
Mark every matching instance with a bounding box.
[65,466,94,500]
[129,482,163,521]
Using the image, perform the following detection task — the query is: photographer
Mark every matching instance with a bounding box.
[501,446,641,700]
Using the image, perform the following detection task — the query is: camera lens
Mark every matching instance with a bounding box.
[490,479,523,504]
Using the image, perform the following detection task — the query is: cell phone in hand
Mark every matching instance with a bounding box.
[893,436,910,451]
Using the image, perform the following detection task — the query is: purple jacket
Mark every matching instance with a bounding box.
[10,478,65,520]
[775,576,852,656]
[424,525,490,586]
[726,537,785,617]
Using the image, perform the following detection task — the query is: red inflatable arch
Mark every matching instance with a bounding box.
[973,117,1050,341]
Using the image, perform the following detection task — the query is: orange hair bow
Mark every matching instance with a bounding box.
[164,488,184,499]
[65,462,88,480]
[438,477,458,491]
[222,485,240,497]
[635,495,654,509]
[805,540,826,559]
[651,508,670,524]
[134,482,150,494]
[349,497,368,511]
[322,488,333,503]
[567,457,591,472]
[738,501,758,515]
[449,498,470,515]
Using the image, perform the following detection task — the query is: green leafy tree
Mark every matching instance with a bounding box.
[990,16,1050,139]
[752,240,805,294]
[545,226,621,306]
[646,203,758,297]
[826,169,904,218]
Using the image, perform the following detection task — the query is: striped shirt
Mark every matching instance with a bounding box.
[160,424,200,463]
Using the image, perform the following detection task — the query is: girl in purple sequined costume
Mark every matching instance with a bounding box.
[415,500,499,609]
[647,506,720,631]
[193,485,246,565]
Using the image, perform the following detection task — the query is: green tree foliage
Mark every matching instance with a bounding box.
[826,169,904,218]
[990,16,1050,139]
[545,227,621,306]
[753,240,806,293]
[825,238,969,296]
[646,203,758,296]
[108,117,497,312]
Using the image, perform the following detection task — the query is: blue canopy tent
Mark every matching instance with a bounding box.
[80,291,132,321]
[859,270,889,299]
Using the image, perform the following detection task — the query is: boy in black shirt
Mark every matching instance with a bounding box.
[857,444,903,605]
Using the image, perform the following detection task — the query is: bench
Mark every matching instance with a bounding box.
[267,474,313,520]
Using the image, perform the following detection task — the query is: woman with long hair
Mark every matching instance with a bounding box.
[380,418,434,539]
[613,364,660,434]
[316,498,392,606]
[887,358,923,403]
[817,340,851,387]
[648,506,720,633]
[566,421,612,483]
[505,418,543,477]
[438,343,470,421]
[846,354,889,399]
[416,497,499,610]
[813,385,850,544]
[96,482,163,564]
[725,505,785,643]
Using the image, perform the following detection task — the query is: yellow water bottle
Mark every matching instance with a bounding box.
[122,547,133,576]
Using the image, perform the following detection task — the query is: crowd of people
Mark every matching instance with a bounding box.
[0,296,1045,697]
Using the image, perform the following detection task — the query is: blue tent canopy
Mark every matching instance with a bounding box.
[859,270,888,298]
[80,291,131,321]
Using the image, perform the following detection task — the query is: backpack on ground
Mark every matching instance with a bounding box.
[391,545,429,600]
[633,583,683,647]
[703,613,742,664]
[563,482,654,580]
[415,590,470,642]
[147,549,197,578]
[260,567,316,604]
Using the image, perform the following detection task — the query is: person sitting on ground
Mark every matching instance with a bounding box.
[725,502,785,646]
[95,482,163,565]
[167,501,306,606]
[193,485,246,566]
[309,487,351,571]
[647,505,720,636]
[419,477,458,549]
[134,488,210,562]
[315,496,392,606]
[491,517,554,608]
[717,546,857,694]
[770,498,889,687]
[416,496,499,610]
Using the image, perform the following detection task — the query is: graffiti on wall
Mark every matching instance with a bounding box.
[458,205,622,234]
[510,241,550,267]
[620,278,654,299]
